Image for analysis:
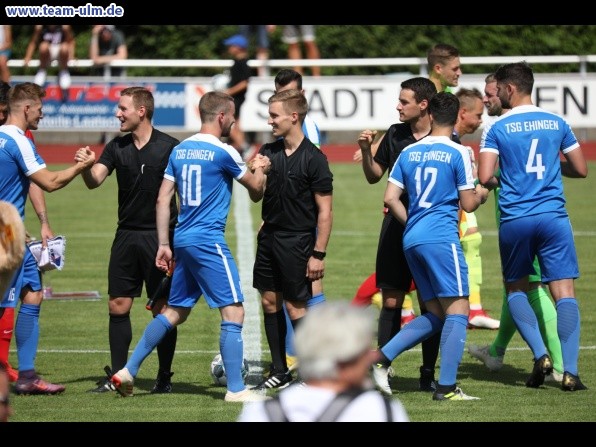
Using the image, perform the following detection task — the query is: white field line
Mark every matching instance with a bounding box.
[232,182,263,377]
[23,345,596,354]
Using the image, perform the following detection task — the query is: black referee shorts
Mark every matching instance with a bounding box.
[375,213,413,292]
[107,228,168,299]
[253,225,315,302]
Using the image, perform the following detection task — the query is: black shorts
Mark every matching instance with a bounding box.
[375,213,413,291]
[108,228,169,299]
[253,225,315,302]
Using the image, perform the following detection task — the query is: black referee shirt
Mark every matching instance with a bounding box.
[259,137,333,232]
[98,128,179,230]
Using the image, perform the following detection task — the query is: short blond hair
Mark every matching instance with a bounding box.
[268,88,308,124]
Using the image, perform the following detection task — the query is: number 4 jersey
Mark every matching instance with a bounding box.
[480,105,579,223]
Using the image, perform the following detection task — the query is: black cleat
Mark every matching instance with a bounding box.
[100,365,128,397]
[526,354,553,388]
[88,377,116,393]
[561,372,588,391]
[151,371,174,394]
[419,366,437,392]
[251,369,293,393]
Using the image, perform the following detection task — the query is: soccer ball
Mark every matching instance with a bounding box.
[210,353,249,386]
[211,73,230,92]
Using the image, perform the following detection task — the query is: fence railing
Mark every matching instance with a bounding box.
[8,55,596,76]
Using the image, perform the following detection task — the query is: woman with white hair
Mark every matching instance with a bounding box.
[238,302,409,422]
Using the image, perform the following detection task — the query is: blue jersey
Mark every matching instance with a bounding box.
[0,124,45,218]
[164,133,247,247]
[389,135,474,249]
[480,105,579,222]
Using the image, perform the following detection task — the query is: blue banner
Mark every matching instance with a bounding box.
[36,81,186,131]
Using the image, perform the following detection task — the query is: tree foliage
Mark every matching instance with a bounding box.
[9,25,596,77]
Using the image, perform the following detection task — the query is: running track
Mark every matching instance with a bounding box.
[38,142,596,164]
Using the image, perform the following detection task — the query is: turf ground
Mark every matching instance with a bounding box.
[6,158,596,423]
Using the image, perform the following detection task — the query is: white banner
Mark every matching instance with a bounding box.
[230,74,596,132]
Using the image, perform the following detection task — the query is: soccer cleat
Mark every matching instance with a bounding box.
[111,367,134,397]
[286,354,298,371]
[433,386,480,401]
[561,372,588,392]
[401,312,416,328]
[526,354,553,388]
[0,362,18,383]
[419,366,437,392]
[545,369,564,383]
[151,371,174,394]
[468,344,504,372]
[225,388,271,402]
[371,363,392,396]
[14,376,65,395]
[88,377,116,393]
[251,369,293,393]
[468,309,500,330]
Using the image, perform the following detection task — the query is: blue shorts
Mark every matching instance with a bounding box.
[168,240,244,309]
[499,213,579,283]
[239,25,269,49]
[1,248,42,308]
[0,49,11,59]
[405,241,469,301]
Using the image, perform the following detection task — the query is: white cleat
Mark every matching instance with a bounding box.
[225,388,271,402]
[545,369,564,383]
[111,367,134,397]
[468,309,500,330]
[468,344,504,372]
[433,386,480,401]
[371,363,392,396]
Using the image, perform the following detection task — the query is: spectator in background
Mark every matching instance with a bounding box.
[0,25,12,82]
[223,34,252,158]
[89,25,127,79]
[281,26,321,77]
[239,25,275,77]
[23,25,75,91]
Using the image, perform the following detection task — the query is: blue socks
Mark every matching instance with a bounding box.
[507,291,548,360]
[16,303,40,372]
[381,312,443,361]
[556,298,580,375]
[220,321,244,393]
[438,314,468,387]
[126,314,172,377]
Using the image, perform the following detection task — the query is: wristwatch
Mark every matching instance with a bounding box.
[312,250,326,260]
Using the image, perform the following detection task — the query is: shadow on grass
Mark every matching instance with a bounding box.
[65,374,224,399]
